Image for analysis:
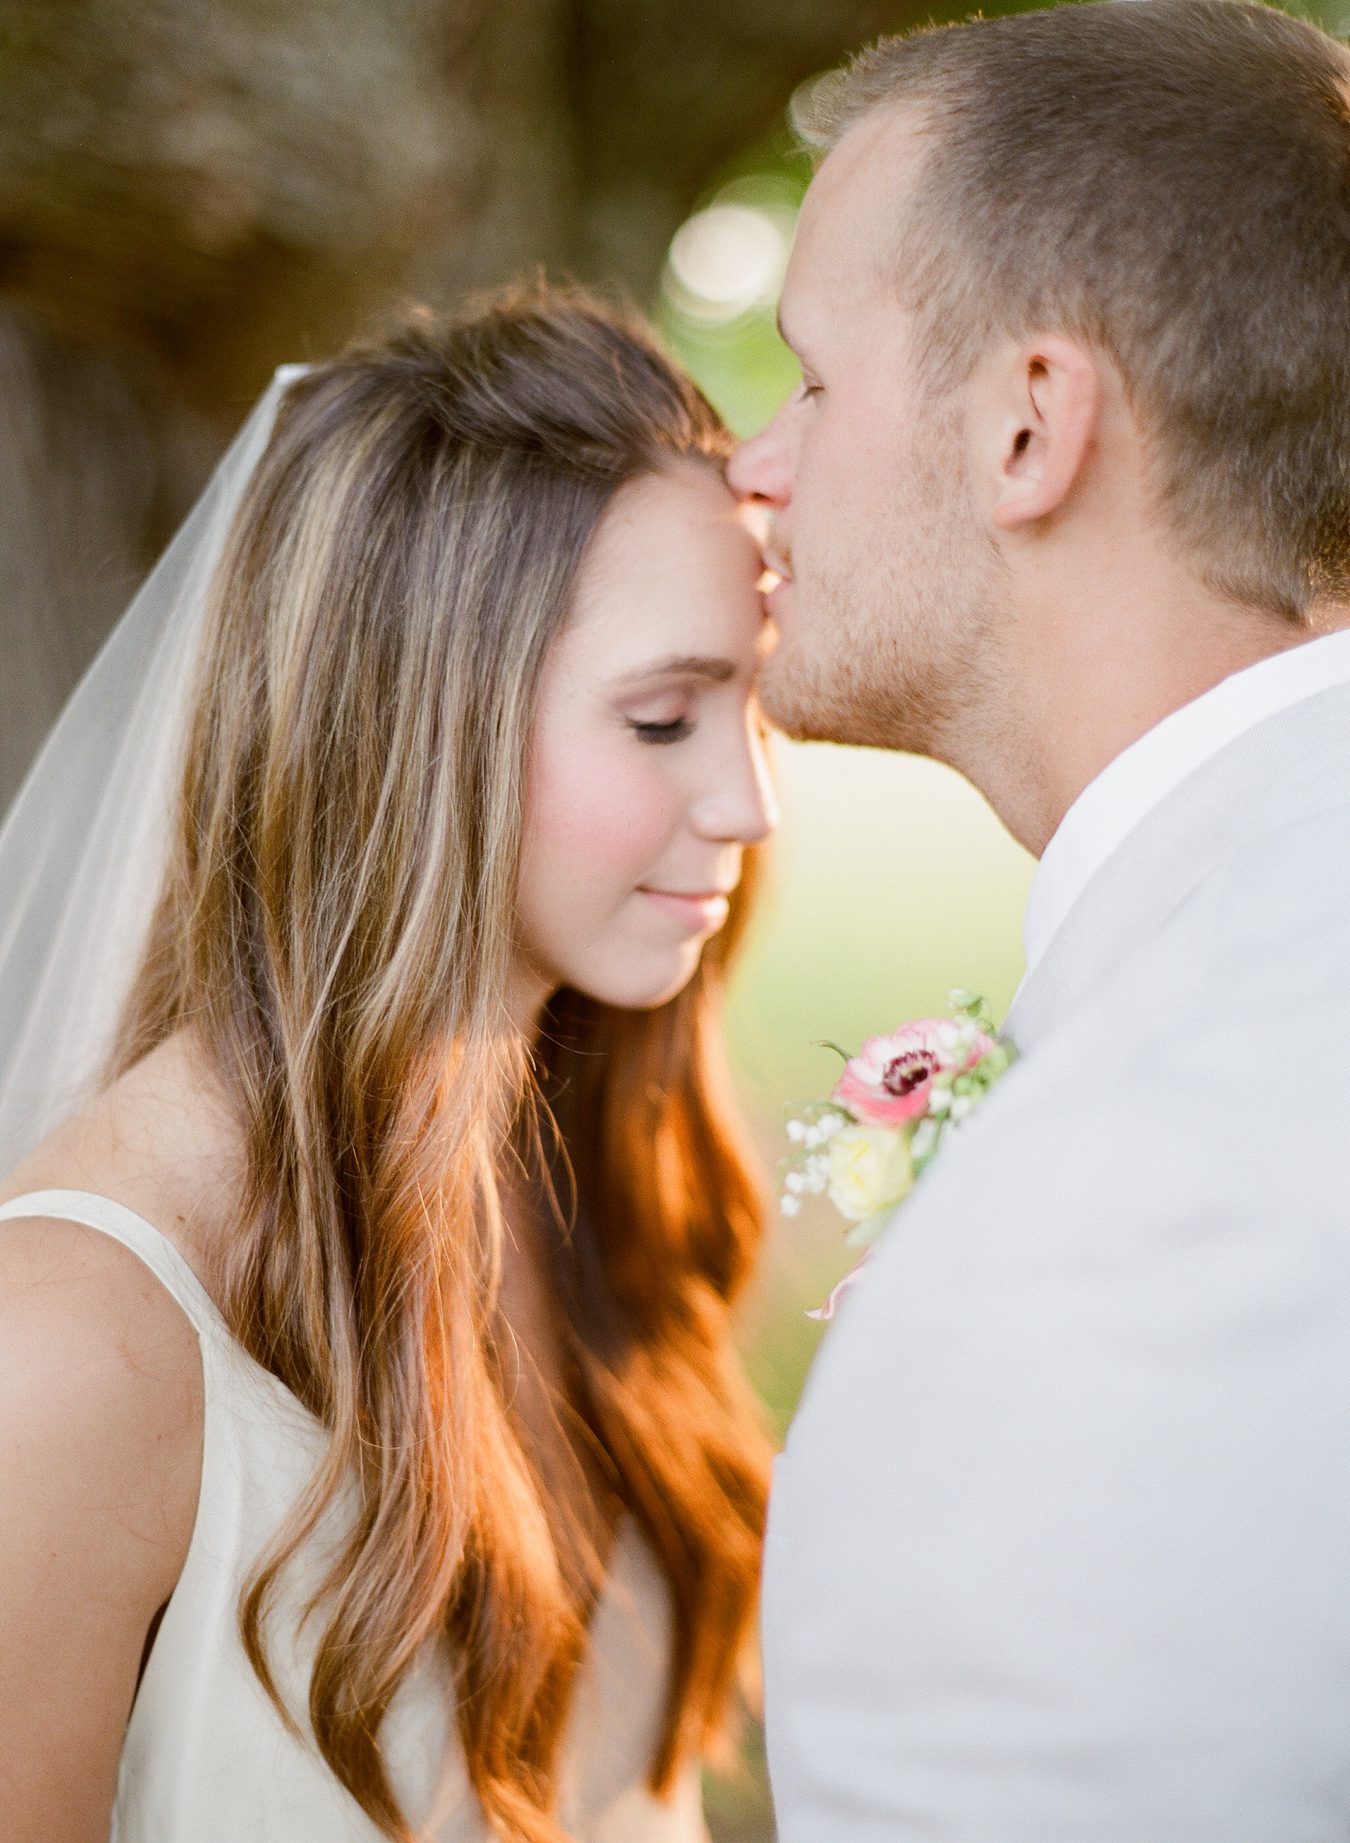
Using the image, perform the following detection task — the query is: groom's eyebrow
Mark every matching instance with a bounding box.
[610,655,738,687]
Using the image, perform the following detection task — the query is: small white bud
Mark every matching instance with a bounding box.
[784,1170,807,1195]
[780,1194,802,1217]
[927,1087,952,1115]
[817,1111,846,1138]
[949,1094,974,1123]
[786,1119,806,1143]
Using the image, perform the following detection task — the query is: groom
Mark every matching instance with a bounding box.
[730,2,1350,1836]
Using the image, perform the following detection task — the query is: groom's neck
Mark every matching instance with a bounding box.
[953,574,1330,859]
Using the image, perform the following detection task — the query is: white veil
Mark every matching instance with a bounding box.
[0,365,308,1174]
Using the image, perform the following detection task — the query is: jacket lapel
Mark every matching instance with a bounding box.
[1005,678,1350,1052]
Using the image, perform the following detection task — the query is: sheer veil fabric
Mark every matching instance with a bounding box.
[0,366,307,1173]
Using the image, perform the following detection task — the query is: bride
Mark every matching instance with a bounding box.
[0,287,776,1841]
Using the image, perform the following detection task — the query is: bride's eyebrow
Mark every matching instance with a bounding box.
[609,655,738,688]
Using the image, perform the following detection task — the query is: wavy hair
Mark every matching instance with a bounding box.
[110,286,772,1841]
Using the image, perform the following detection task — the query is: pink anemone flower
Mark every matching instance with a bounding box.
[832,1019,995,1127]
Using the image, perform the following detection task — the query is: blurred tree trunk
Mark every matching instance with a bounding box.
[0,0,903,808]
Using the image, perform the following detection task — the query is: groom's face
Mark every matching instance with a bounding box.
[730,111,1000,757]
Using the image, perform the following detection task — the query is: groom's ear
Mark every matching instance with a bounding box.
[983,337,1100,532]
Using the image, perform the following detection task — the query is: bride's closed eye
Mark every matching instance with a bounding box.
[630,716,693,745]
[619,680,711,746]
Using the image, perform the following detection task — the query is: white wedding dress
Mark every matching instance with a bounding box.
[0,1189,708,1843]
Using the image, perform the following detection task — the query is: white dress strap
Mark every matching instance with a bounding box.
[0,1187,227,1342]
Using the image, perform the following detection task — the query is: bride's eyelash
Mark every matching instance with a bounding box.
[629,717,693,745]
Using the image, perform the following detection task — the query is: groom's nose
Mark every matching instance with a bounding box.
[728,409,796,508]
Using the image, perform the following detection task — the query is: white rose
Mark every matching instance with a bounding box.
[827,1124,914,1222]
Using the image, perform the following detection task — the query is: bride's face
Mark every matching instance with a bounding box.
[514,461,777,1020]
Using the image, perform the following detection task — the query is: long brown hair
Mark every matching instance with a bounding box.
[110,286,771,1841]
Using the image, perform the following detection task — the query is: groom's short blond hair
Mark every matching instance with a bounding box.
[798,0,1350,621]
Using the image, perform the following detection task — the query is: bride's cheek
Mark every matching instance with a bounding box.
[530,736,676,896]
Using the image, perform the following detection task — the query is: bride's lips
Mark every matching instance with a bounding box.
[638,887,733,932]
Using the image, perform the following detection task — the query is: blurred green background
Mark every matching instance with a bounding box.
[1,0,1342,1836]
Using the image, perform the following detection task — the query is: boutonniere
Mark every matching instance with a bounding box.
[780,991,1016,1321]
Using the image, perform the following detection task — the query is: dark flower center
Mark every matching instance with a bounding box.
[881,1050,939,1097]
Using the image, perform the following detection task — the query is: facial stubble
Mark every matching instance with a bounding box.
[756,405,1004,764]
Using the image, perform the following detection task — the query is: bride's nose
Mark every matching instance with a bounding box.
[691,723,778,846]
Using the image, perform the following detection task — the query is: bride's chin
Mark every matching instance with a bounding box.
[574,951,703,1014]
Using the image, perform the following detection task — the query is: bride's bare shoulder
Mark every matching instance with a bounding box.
[0,1027,247,1309]
[0,1208,204,1836]
[0,1207,204,1512]
[0,1029,230,1511]
[0,1030,246,1553]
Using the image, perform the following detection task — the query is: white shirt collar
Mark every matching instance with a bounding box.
[1023,627,1350,978]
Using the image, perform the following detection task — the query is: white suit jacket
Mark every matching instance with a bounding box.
[764,678,1350,1842]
